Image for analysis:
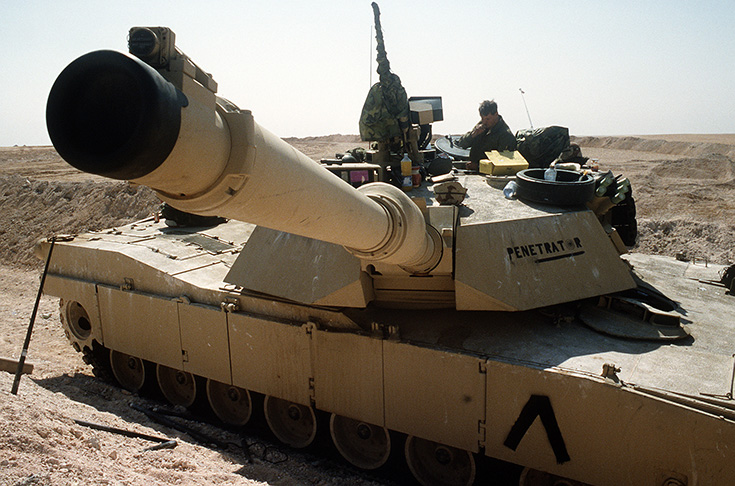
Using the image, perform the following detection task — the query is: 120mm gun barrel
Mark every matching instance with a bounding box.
[46,37,440,273]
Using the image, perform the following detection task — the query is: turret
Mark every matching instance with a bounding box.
[46,27,635,311]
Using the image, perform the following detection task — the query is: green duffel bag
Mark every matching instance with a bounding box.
[515,126,570,168]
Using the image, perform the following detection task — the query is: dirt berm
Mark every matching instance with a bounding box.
[2,134,734,268]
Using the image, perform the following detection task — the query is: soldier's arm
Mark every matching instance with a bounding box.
[457,129,478,149]
[499,130,518,151]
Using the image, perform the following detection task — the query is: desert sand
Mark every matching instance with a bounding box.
[1,134,733,485]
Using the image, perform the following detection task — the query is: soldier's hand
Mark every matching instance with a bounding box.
[471,123,487,137]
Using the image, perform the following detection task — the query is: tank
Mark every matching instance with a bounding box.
[38,26,735,486]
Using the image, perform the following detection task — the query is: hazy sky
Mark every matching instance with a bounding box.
[1,0,733,146]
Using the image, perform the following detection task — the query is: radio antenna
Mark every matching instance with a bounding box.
[519,88,533,129]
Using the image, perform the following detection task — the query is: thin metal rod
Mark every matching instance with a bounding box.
[519,88,533,129]
[74,419,171,443]
[129,402,229,448]
[11,236,55,395]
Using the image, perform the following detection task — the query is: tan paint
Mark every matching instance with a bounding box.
[228,314,312,406]
[313,330,384,426]
[97,286,181,370]
[484,361,735,485]
[178,302,231,384]
[455,211,635,311]
[384,341,486,453]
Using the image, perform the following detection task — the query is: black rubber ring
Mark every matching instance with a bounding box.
[515,168,595,206]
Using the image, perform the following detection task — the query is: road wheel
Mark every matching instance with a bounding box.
[405,435,475,486]
[330,414,391,470]
[263,396,316,448]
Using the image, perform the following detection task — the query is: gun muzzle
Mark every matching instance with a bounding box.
[46,50,185,180]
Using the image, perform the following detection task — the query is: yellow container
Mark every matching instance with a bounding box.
[401,154,413,191]
[479,150,529,176]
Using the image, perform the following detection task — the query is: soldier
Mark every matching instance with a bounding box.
[557,142,589,165]
[458,100,517,171]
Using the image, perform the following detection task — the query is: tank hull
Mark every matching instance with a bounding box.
[40,217,735,486]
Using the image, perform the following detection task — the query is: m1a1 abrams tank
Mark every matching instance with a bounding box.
[39,25,735,486]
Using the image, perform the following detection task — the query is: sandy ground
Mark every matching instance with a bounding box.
[1,134,734,486]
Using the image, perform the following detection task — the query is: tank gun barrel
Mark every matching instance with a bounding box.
[46,33,440,273]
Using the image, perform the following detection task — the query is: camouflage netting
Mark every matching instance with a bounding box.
[359,2,409,142]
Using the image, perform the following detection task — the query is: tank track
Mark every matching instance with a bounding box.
[54,293,598,485]
[81,342,115,384]
[73,342,593,486]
